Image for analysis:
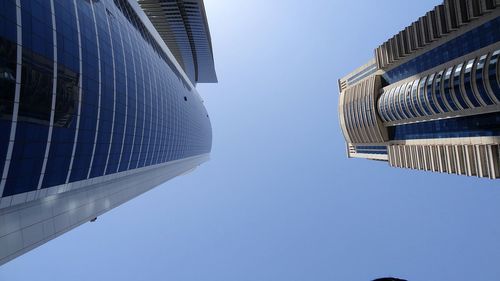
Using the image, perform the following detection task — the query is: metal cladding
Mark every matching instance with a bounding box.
[138,0,218,84]
[338,1,500,179]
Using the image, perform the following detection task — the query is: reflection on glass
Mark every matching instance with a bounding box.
[475,54,494,105]
[418,76,432,115]
[411,78,424,116]
[463,58,481,107]
[452,63,469,109]
[426,73,440,113]
[443,67,458,111]
[488,50,500,101]
[399,83,411,119]
[405,81,417,117]
[433,70,449,113]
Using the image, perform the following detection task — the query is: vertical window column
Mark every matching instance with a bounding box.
[103,9,117,175]
[87,0,103,179]
[66,0,83,184]
[0,0,22,197]
[126,28,139,171]
[155,61,165,165]
[116,19,128,172]
[135,33,146,169]
[37,0,58,189]
[143,50,154,167]
[149,56,159,166]
[486,50,500,102]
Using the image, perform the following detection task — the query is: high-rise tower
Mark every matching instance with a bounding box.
[0,0,216,264]
[339,1,500,179]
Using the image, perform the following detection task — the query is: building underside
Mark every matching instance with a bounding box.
[339,1,500,179]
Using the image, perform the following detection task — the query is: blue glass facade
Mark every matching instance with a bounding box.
[377,13,500,143]
[355,146,388,155]
[378,48,500,124]
[383,16,500,84]
[0,0,212,197]
[390,112,500,140]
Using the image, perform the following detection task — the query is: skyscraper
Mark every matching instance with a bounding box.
[0,0,216,265]
[339,1,500,179]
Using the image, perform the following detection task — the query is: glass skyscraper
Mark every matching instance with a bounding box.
[0,0,216,264]
[339,1,499,179]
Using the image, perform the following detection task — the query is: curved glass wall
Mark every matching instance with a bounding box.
[433,70,449,113]
[443,67,459,111]
[488,50,500,101]
[0,0,212,198]
[417,76,432,115]
[452,63,469,109]
[378,49,500,123]
[475,54,494,105]
[463,59,482,107]
[425,73,439,114]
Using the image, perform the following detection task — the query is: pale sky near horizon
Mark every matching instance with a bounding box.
[2,0,500,280]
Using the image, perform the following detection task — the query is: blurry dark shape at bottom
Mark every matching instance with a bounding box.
[373,278,407,281]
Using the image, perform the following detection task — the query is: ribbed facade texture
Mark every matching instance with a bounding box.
[0,0,216,265]
[339,0,500,179]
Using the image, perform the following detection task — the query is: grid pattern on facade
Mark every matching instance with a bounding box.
[0,0,212,199]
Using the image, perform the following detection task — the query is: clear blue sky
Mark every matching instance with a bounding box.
[2,0,500,280]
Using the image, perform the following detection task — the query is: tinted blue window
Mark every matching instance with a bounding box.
[105,12,125,174]
[410,79,423,116]
[389,86,401,120]
[475,55,494,105]
[418,77,432,115]
[399,84,410,118]
[390,111,500,140]
[442,67,459,111]
[463,59,481,107]
[426,74,440,113]
[452,63,469,109]
[70,0,99,182]
[488,51,500,101]
[0,0,17,42]
[384,17,500,83]
[433,70,449,113]
[4,123,48,196]
[1,0,212,198]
